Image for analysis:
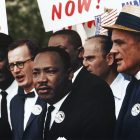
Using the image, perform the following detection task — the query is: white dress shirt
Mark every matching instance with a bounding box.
[110,73,131,118]
[135,71,140,80]
[72,67,83,83]
[0,80,18,126]
[24,88,38,130]
[46,93,70,129]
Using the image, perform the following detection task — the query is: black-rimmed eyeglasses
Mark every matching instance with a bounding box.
[8,58,33,71]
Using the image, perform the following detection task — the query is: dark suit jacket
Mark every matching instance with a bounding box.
[10,87,47,140]
[47,68,116,140]
[0,119,12,140]
[114,78,140,140]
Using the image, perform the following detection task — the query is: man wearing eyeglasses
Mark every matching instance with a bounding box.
[7,40,45,140]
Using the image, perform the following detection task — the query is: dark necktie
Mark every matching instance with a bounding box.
[0,91,12,140]
[19,91,35,99]
[0,91,8,121]
[44,105,55,140]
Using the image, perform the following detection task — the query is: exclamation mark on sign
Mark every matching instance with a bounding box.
[96,0,100,9]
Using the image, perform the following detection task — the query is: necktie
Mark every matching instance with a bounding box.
[44,105,55,140]
[0,91,12,140]
[0,91,8,120]
[19,91,35,99]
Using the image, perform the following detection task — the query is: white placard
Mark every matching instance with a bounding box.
[37,0,104,32]
[0,0,8,34]
[37,0,140,32]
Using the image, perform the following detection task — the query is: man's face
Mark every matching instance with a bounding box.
[83,39,110,77]
[33,52,71,103]
[111,29,140,75]
[48,35,78,68]
[8,45,34,91]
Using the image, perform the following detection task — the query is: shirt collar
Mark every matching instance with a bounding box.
[48,92,70,111]
[72,66,83,82]
[0,80,18,95]
[24,88,38,97]
[135,71,140,80]
[110,73,130,100]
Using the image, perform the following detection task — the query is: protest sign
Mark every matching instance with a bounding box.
[37,0,140,41]
[0,0,8,34]
[37,0,104,32]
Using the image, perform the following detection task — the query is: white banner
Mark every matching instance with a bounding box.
[37,0,140,33]
[0,0,8,34]
[37,0,104,32]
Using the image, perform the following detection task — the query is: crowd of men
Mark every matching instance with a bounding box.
[0,4,140,140]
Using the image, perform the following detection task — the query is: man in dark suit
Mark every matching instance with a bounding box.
[0,33,18,140]
[48,29,83,80]
[8,39,45,140]
[10,89,47,140]
[82,35,130,119]
[103,5,140,140]
[33,47,116,140]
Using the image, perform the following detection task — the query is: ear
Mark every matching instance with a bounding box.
[67,68,74,81]
[77,46,84,59]
[106,53,114,66]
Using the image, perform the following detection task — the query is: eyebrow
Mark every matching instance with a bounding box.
[112,39,125,44]
[84,55,95,59]
[33,67,58,71]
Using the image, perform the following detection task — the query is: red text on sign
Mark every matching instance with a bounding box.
[52,0,91,21]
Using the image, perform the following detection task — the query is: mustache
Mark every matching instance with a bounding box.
[38,82,48,87]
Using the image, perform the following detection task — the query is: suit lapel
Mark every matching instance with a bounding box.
[10,87,26,139]
[25,97,47,130]
[16,88,25,138]
[50,93,72,130]
[115,79,140,139]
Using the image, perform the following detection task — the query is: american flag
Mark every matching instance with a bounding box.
[95,9,118,35]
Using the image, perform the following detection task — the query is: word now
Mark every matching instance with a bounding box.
[52,0,91,20]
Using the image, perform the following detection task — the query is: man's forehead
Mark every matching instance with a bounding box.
[49,35,69,45]
[112,29,133,41]
[112,29,129,36]
[84,43,102,53]
[34,52,63,65]
[36,51,60,58]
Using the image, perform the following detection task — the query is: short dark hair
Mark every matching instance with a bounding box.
[0,33,13,52]
[87,35,113,56]
[52,29,82,50]
[8,39,39,58]
[0,33,13,60]
[38,47,71,71]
